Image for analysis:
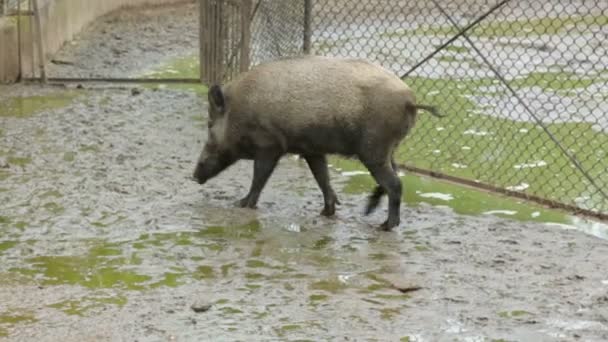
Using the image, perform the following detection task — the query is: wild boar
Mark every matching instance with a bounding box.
[193,56,441,230]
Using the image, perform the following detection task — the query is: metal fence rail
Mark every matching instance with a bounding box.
[237,0,608,218]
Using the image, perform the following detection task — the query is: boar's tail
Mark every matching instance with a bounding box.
[407,103,445,118]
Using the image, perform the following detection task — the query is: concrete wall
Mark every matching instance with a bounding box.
[0,0,191,83]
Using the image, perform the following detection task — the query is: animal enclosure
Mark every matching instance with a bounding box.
[203,0,608,219]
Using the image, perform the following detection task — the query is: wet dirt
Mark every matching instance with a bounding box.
[2,2,608,341]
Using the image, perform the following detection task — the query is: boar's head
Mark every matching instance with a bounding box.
[193,85,236,184]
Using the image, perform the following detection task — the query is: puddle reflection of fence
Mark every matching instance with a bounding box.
[214,0,608,219]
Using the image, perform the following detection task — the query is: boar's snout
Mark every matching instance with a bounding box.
[192,147,236,186]
[192,163,207,184]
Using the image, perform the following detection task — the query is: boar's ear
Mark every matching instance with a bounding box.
[208,85,225,114]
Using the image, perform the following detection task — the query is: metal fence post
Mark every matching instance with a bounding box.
[199,0,206,83]
[240,0,252,72]
[303,0,312,54]
[32,0,46,83]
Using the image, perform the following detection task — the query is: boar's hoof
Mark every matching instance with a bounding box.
[320,206,335,217]
[380,219,400,231]
[235,197,257,209]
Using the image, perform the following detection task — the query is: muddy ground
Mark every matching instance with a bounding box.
[2,3,608,341]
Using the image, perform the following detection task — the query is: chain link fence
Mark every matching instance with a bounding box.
[0,0,21,15]
[243,0,608,218]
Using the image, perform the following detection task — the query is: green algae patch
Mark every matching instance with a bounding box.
[498,310,533,318]
[0,310,37,337]
[12,242,150,290]
[0,241,17,254]
[6,156,31,167]
[194,265,215,279]
[220,263,237,277]
[0,91,80,118]
[378,307,401,320]
[309,278,347,293]
[49,295,127,316]
[309,294,329,302]
[150,272,185,288]
[220,306,243,315]
[143,55,208,96]
[246,259,272,268]
[198,220,262,239]
[312,236,334,250]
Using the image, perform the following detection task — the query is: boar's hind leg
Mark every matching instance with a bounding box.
[362,159,402,230]
[303,154,340,217]
[365,158,398,215]
[236,154,280,209]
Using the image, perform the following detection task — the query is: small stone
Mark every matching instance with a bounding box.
[190,302,212,313]
[131,88,141,96]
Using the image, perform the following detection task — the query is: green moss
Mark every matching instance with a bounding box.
[246,259,271,268]
[39,190,62,199]
[309,294,329,302]
[0,92,80,118]
[312,236,334,250]
[195,265,215,279]
[6,156,31,167]
[220,307,243,315]
[0,311,36,325]
[379,307,400,320]
[12,241,150,290]
[245,272,265,280]
[309,278,347,293]
[197,220,261,239]
[150,272,185,288]
[143,55,208,96]
[42,202,64,214]
[63,152,76,162]
[0,241,17,254]
[498,310,532,318]
[49,295,127,316]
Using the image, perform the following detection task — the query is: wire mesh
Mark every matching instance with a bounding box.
[0,0,20,15]
[236,0,608,217]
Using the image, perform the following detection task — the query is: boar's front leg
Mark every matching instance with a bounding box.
[236,153,280,209]
[303,154,340,217]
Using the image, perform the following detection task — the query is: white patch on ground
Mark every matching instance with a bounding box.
[601,280,608,286]
[427,90,440,96]
[506,182,530,191]
[546,319,608,331]
[341,170,369,177]
[483,210,517,216]
[514,161,547,169]
[531,211,541,218]
[462,146,471,150]
[433,150,441,154]
[463,129,490,136]
[419,192,454,201]
[519,128,529,133]
[286,223,301,232]
[451,163,467,169]
[436,127,445,131]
